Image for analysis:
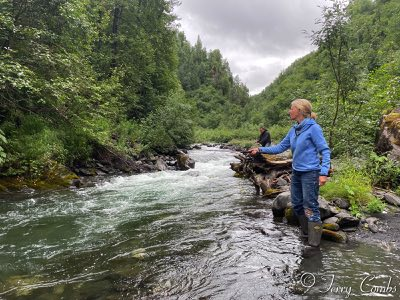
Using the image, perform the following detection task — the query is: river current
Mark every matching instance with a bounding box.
[0,147,399,299]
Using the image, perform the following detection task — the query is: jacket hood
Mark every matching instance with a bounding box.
[294,118,316,134]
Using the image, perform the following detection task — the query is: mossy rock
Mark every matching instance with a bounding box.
[284,207,300,225]
[0,167,79,191]
[233,172,245,178]
[322,229,348,243]
[323,223,340,231]
[263,188,282,198]
[384,112,400,126]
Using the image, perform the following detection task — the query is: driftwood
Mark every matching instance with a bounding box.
[230,153,292,198]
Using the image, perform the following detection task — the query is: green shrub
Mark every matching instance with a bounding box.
[59,127,92,165]
[112,120,141,154]
[141,92,194,153]
[367,197,386,214]
[367,152,400,190]
[194,126,257,145]
[320,159,384,216]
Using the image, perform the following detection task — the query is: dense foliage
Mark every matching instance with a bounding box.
[244,0,400,158]
[1,0,400,203]
[0,0,251,176]
[0,0,190,174]
[176,33,250,130]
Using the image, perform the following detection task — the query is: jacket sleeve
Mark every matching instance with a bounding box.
[258,129,291,154]
[311,125,331,176]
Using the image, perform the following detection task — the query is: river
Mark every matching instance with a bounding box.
[0,147,399,299]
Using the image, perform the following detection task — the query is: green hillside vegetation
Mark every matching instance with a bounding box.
[245,0,400,157]
[0,0,399,207]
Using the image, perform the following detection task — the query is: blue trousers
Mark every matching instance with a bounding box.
[290,170,321,222]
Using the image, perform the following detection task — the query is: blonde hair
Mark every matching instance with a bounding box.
[291,99,317,119]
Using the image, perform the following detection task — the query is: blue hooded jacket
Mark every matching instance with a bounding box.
[258,118,331,175]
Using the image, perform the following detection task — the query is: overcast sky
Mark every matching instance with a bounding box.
[174,0,328,95]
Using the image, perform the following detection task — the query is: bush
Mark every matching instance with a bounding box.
[367,152,400,190]
[320,159,385,216]
[194,126,257,145]
[140,92,194,153]
[112,120,141,155]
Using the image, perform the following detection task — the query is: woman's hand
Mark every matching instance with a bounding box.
[249,147,259,156]
[319,175,328,186]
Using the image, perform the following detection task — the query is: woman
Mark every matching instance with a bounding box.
[249,99,330,247]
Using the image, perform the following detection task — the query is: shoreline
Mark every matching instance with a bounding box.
[230,150,400,251]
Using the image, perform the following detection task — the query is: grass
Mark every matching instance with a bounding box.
[194,124,291,148]
[320,157,386,216]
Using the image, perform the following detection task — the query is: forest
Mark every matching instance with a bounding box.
[0,0,400,211]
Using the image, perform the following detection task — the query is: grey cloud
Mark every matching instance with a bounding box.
[174,0,328,94]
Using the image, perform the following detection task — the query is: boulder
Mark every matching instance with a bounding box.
[155,158,168,171]
[335,211,360,228]
[318,196,334,220]
[375,108,400,161]
[366,217,379,233]
[230,162,243,173]
[272,192,291,217]
[323,223,340,231]
[322,230,348,243]
[284,207,299,226]
[328,205,340,215]
[383,193,400,206]
[323,216,339,224]
[176,153,195,170]
[332,197,350,209]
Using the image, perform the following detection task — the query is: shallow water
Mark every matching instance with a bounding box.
[0,147,399,299]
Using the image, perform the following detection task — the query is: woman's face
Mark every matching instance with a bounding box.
[289,104,302,121]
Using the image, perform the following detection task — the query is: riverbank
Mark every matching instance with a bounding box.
[349,208,400,250]
[231,150,400,250]
[0,143,245,193]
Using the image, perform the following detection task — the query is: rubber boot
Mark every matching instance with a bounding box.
[308,221,322,247]
[298,215,308,238]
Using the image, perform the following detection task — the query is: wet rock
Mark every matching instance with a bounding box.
[342,227,358,232]
[176,153,195,170]
[155,158,168,171]
[276,177,288,187]
[335,211,360,228]
[75,168,97,176]
[131,248,148,259]
[322,229,348,243]
[383,193,400,206]
[366,217,379,233]
[230,162,243,173]
[284,207,299,226]
[272,191,291,217]
[323,223,340,231]
[332,197,350,210]
[71,179,82,188]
